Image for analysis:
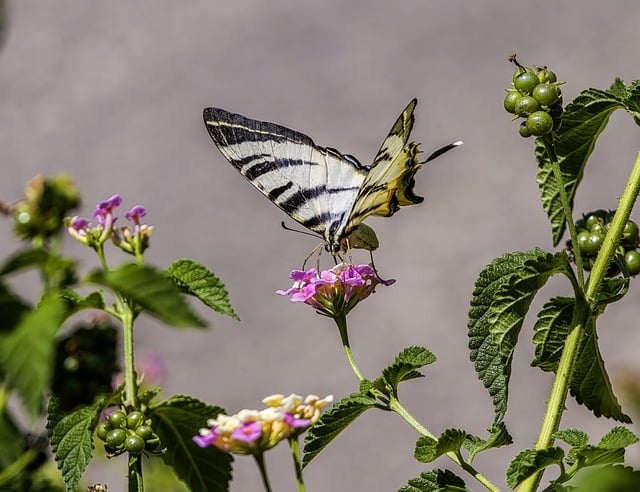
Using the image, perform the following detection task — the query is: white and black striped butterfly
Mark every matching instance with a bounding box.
[203,99,460,255]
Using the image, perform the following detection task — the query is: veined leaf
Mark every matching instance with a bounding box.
[553,428,589,448]
[87,263,206,328]
[374,346,436,396]
[599,426,639,449]
[414,429,467,464]
[468,249,571,423]
[302,393,375,467]
[165,259,239,320]
[398,469,467,492]
[59,288,105,315]
[0,293,66,418]
[570,319,630,422]
[47,396,105,492]
[150,395,232,492]
[531,296,575,372]
[537,79,640,245]
[464,422,513,463]
[506,447,564,488]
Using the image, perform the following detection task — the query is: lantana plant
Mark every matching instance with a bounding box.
[1,57,640,492]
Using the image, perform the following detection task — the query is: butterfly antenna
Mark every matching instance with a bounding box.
[369,251,391,283]
[424,140,463,163]
[302,242,324,271]
[281,221,322,239]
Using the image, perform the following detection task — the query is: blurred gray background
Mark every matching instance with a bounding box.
[1,2,640,491]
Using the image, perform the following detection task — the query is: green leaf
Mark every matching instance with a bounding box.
[506,447,564,488]
[47,396,105,492]
[302,393,375,467]
[463,423,513,463]
[0,248,50,275]
[87,263,206,328]
[58,288,105,315]
[414,429,467,464]
[570,318,631,422]
[536,80,640,245]
[0,406,23,469]
[531,297,575,372]
[150,395,232,492]
[375,346,436,396]
[0,282,30,334]
[398,469,468,492]
[572,465,640,492]
[0,293,66,418]
[165,259,239,320]
[599,426,639,449]
[553,428,589,448]
[468,249,571,423]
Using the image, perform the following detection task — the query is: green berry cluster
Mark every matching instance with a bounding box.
[96,409,163,456]
[503,63,563,138]
[570,209,640,275]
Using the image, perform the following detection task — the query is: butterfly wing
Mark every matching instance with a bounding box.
[336,99,423,244]
[203,107,367,247]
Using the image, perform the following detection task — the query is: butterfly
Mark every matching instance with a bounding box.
[203,99,460,255]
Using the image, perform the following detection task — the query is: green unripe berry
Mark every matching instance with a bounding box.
[532,83,561,107]
[576,230,590,252]
[623,220,639,247]
[514,71,540,94]
[625,250,640,276]
[584,210,607,230]
[127,411,145,430]
[514,96,540,117]
[519,121,532,138]
[96,422,110,441]
[526,111,554,136]
[135,424,154,440]
[581,232,604,256]
[125,434,146,455]
[105,428,127,447]
[107,410,127,429]
[503,90,522,114]
[537,69,557,84]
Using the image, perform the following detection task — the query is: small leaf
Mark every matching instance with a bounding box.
[47,396,105,491]
[506,447,564,488]
[165,259,239,320]
[398,469,468,492]
[414,429,467,464]
[87,263,206,328]
[0,293,66,418]
[570,319,631,422]
[303,393,375,467]
[59,288,105,315]
[572,444,625,468]
[531,297,575,372]
[553,428,589,448]
[598,426,639,449]
[464,423,513,463]
[150,395,232,492]
[376,346,436,395]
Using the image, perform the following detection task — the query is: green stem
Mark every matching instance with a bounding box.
[289,437,306,492]
[519,152,640,492]
[254,453,274,492]
[0,449,39,486]
[128,455,144,492]
[334,313,365,381]
[388,397,500,492]
[121,305,137,407]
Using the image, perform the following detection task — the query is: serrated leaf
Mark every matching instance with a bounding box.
[376,346,436,395]
[47,396,105,491]
[150,395,232,492]
[414,429,467,464]
[87,263,206,328]
[573,444,625,468]
[0,293,66,418]
[553,428,589,447]
[506,447,565,488]
[58,288,105,315]
[468,249,571,424]
[398,469,468,492]
[303,393,375,467]
[463,422,513,463]
[165,259,239,320]
[536,80,640,245]
[599,426,639,449]
[532,297,575,372]
[570,319,631,422]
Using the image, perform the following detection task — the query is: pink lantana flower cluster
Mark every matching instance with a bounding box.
[193,393,333,455]
[277,263,395,317]
[65,194,152,255]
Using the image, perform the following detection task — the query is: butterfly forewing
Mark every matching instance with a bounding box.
[203,108,366,245]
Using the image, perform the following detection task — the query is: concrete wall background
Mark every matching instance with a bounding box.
[1,2,639,491]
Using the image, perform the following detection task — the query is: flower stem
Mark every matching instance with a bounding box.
[388,397,500,492]
[254,452,274,492]
[334,313,365,381]
[121,305,137,407]
[289,437,306,492]
[127,455,144,492]
[518,152,640,492]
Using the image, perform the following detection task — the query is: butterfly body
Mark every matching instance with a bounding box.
[203,99,459,254]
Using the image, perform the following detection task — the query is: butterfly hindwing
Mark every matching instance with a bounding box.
[203,107,367,245]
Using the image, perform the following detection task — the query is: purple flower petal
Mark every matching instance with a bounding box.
[231,421,262,443]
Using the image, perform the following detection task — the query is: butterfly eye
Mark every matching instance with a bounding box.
[331,243,342,254]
